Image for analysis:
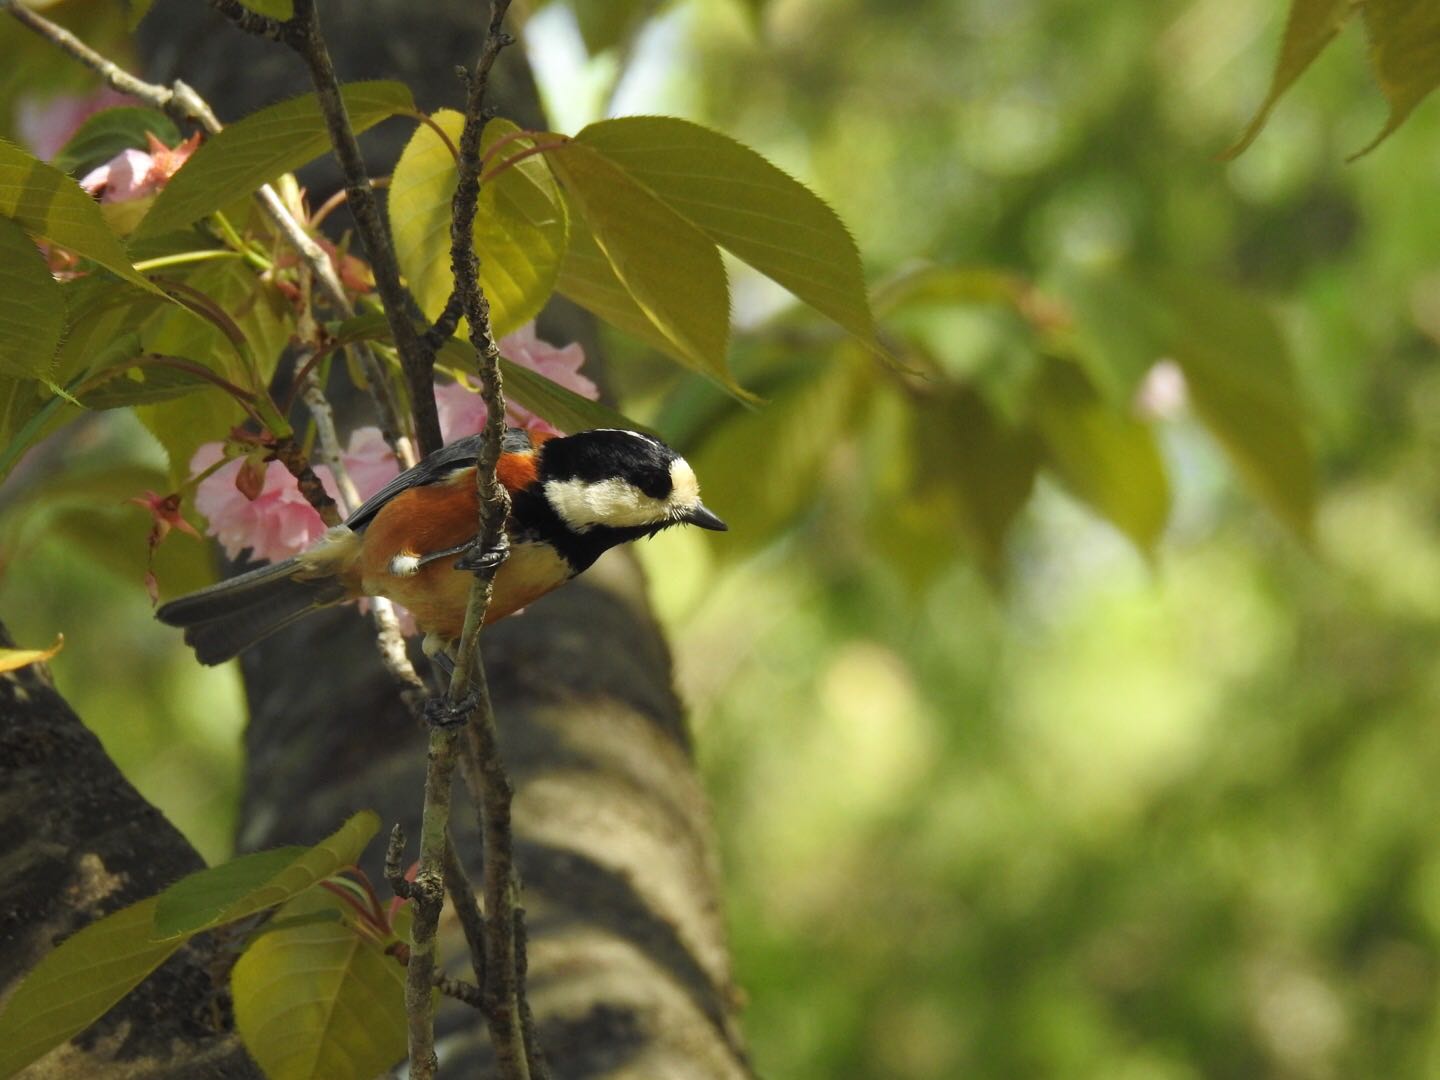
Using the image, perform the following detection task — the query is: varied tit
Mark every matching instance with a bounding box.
[156,427,726,665]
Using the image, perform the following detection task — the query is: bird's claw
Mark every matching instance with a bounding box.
[423,691,479,729]
[455,534,509,574]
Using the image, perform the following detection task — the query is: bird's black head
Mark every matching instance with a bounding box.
[534,428,726,535]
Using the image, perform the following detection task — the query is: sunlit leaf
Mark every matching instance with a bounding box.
[1354,0,1440,157]
[232,889,407,1080]
[0,633,63,672]
[0,898,184,1078]
[1160,280,1316,539]
[152,810,379,939]
[578,116,878,355]
[52,106,182,176]
[1032,355,1170,552]
[0,138,159,293]
[138,82,415,238]
[1224,0,1354,159]
[554,218,686,359]
[547,140,739,393]
[389,111,567,337]
[0,215,64,380]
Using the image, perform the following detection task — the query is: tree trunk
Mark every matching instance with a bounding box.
[0,623,263,1079]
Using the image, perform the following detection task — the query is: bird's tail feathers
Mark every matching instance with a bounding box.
[156,559,347,665]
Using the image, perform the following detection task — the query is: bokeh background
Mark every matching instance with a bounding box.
[6,0,1440,1076]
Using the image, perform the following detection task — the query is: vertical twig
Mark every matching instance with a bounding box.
[439,5,543,1078]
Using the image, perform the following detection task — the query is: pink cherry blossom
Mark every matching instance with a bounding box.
[80,132,202,204]
[190,444,337,563]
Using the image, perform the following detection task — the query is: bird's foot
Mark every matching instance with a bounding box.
[423,690,479,729]
[455,533,510,574]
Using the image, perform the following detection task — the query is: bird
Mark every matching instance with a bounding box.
[156,427,726,665]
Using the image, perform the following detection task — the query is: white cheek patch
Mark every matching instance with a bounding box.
[544,455,706,531]
[545,477,670,531]
[669,458,699,507]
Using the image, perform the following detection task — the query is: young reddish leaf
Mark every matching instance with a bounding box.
[0,898,185,1077]
[547,141,738,392]
[576,116,878,356]
[1223,0,1354,159]
[0,216,64,381]
[137,81,415,238]
[232,889,408,1080]
[0,138,160,294]
[389,111,567,337]
[1032,355,1170,554]
[1353,0,1440,157]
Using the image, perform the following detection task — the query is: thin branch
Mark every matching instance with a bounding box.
[442,4,539,1078]
[443,830,487,993]
[212,0,444,455]
[300,361,425,692]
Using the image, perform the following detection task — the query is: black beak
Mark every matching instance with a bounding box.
[683,503,728,531]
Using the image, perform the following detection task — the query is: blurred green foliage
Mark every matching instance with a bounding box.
[6,0,1440,1075]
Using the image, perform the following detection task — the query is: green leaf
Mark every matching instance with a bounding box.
[546,140,739,392]
[577,116,877,355]
[871,263,1026,319]
[1160,279,1316,539]
[138,82,415,239]
[151,847,307,938]
[152,810,380,939]
[76,358,215,409]
[52,106,182,176]
[127,0,157,29]
[240,0,294,17]
[1224,0,1354,159]
[692,362,862,542]
[389,111,567,337]
[0,898,185,1078]
[928,387,1041,580]
[555,218,688,359]
[231,889,408,1080]
[1354,0,1440,157]
[0,216,64,380]
[0,138,158,293]
[1032,355,1170,552]
[573,0,657,53]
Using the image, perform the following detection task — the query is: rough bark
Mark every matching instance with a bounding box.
[0,623,263,1079]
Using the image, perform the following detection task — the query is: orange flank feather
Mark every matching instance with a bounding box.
[356,456,573,641]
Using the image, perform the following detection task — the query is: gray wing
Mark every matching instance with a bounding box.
[345,429,535,531]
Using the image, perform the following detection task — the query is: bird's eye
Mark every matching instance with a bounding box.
[636,470,672,500]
